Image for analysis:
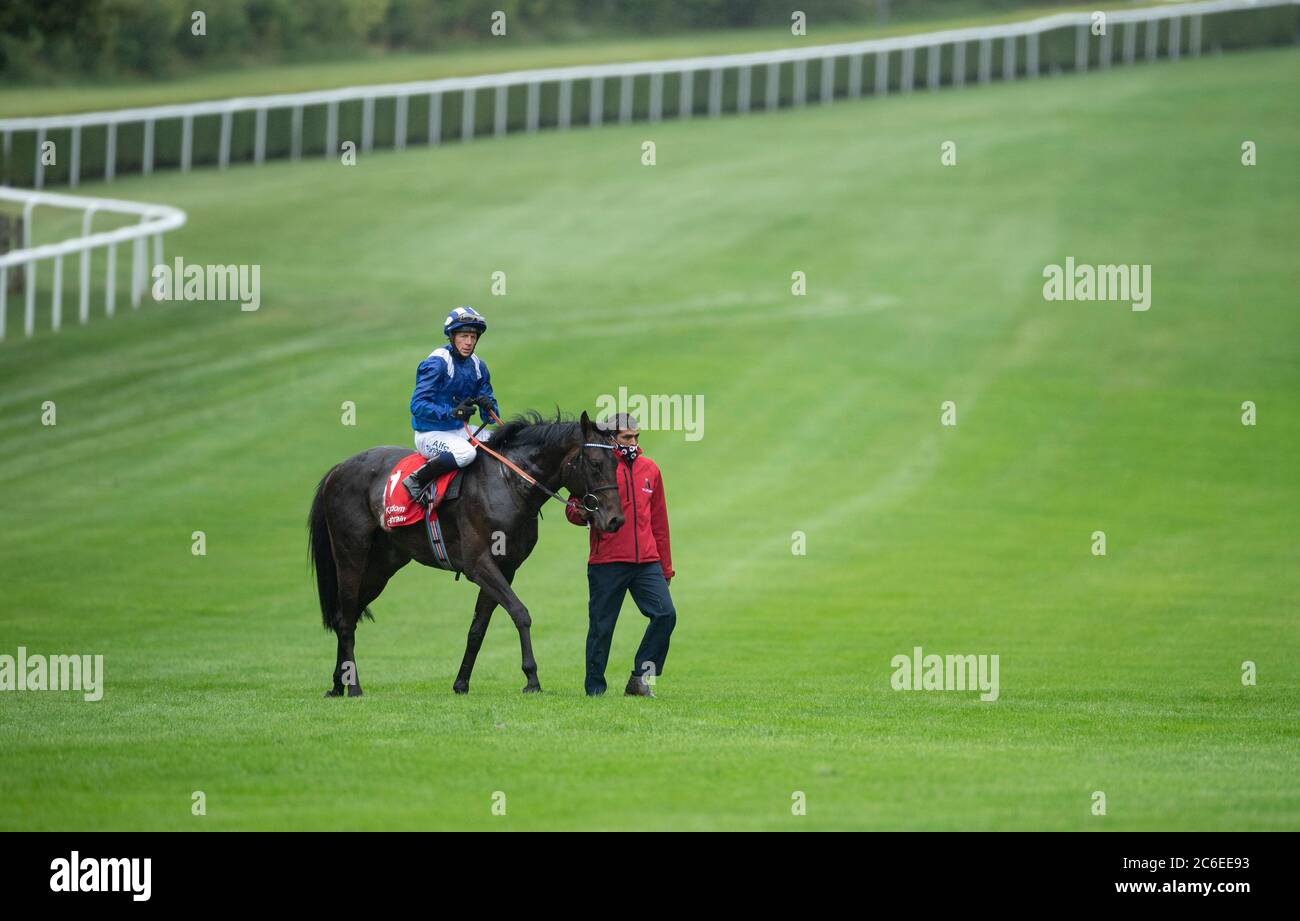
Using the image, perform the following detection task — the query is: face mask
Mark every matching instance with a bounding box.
[616,443,640,463]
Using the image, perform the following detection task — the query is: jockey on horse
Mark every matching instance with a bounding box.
[402,306,501,504]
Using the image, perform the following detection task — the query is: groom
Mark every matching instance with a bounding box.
[565,413,676,697]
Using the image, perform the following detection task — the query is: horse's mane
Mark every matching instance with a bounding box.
[490,410,584,453]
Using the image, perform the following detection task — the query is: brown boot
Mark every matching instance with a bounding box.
[624,674,655,698]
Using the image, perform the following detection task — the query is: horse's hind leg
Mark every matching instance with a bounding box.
[453,587,500,695]
[328,583,365,697]
[326,532,376,698]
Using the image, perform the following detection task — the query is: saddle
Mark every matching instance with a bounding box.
[382,453,462,527]
[382,453,464,570]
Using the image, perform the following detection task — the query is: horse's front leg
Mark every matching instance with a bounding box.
[453,588,498,695]
[469,554,540,693]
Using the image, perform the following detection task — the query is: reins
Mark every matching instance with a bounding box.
[465,410,617,512]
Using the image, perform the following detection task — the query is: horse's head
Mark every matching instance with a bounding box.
[566,411,624,533]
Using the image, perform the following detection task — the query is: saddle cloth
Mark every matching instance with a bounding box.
[382,453,460,529]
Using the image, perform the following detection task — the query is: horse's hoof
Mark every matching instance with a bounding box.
[346,685,364,698]
[522,684,542,694]
[324,688,344,698]
[453,682,469,695]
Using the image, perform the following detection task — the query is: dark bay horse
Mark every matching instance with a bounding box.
[308,411,623,697]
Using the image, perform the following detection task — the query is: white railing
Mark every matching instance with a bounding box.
[0,188,186,340]
[1,0,1295,188]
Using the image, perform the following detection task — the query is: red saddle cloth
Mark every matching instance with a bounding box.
[382,453,459,529]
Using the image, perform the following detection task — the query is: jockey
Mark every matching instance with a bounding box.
[402,306,501,504]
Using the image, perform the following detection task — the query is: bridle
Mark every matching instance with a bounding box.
[566,444,621,513]
[465,415,618,513]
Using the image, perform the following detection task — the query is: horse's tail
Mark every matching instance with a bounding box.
[309,466,341,633]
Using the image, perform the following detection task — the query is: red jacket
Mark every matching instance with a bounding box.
[566,453,674,580]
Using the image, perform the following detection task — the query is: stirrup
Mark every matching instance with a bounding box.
[402,473,430,505]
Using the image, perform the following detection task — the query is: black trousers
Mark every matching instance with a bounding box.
[585,562,677,695]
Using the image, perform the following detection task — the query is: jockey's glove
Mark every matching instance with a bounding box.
[452,400,475,421]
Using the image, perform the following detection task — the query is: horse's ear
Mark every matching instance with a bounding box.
[579,410,593,441]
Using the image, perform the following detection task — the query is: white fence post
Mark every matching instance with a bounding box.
[875,51,889,96]
[254,108,267,164]
[131,234,143,308]
[363,96,375,151]
[765,63,779,111]
[1003,35,1017,80]
[793,60,806,106]
[590,77,605,126]
[848,54,863,98]
[494,86,508,137]
[105,123,116,181]
[394,95,407,149]
[79,207,96,324]
[462,88,476,141]
[647,75,662,122]
[180,115,192,172]
[218,111,232,169]
[1146,17,1161,61]
[143,118,155,175]
[1027,34,1039,77]
[428,94,441,145]
[708,69,722,117]
[23,199,36,336]
[559,81,573,128]
[291,104,304,159]
[978,38,992,83]
[900,48,914,94]
[326,101,338,156]
[954,42,967,87]
[25,257,35,336]
[70,126,81,187]
[51,254,62,331]
[34,128,46,189]
[678,71,693,119]
[1169,16,1182,60]
[527,82,541,132]
[820,57,835,103]
[622,74,636,123]
[927,44,941,90]
[106,243,116,317]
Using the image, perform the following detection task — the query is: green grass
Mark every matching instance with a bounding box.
[0,3,1181,117]
[1,48,1298,830]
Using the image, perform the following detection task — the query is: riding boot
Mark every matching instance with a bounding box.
[403,451,458,506]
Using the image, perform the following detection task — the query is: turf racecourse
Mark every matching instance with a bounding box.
[1,48,1297,831]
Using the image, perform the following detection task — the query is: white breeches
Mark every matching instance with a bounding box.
[414,427,491,467]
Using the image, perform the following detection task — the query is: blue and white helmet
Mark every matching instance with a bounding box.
[444,306,487,338]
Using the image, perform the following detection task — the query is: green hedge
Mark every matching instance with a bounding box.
[0,1,1099,82]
